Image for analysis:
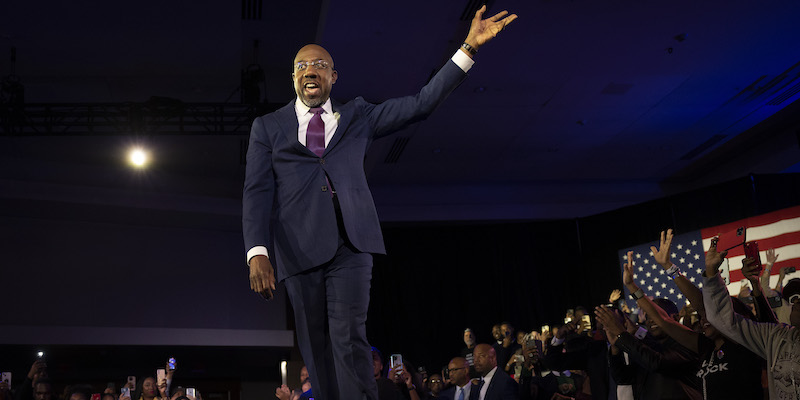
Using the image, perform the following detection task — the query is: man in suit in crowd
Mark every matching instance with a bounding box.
[470,344,518,400]
[243,6,516,400]
[440,357,473,400]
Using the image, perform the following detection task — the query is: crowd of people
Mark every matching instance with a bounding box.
[273,229,797,400]
[0,360,201,400]
[3,229,799,400]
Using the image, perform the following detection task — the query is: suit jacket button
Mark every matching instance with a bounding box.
[319,159,325,165]
[321,186,327,192]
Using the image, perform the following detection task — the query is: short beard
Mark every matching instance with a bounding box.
[302,98,325,108]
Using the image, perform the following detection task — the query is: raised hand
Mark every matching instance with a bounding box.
[464,5,518,52]
[649,229,674,268]
[609,289,622,303]
[623,251,635,287]
[766,248,779,265]
[704,237,728,277]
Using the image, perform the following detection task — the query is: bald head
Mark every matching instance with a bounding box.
[472,343,497,376]
[292,44,337,108]
[447,357,470,386]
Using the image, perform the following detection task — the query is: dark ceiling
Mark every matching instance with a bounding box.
[2,0,800,223]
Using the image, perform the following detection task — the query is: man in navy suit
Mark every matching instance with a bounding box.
[243,6,516,400]
[470,344,518,400]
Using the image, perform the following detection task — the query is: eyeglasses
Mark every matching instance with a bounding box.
[295,60,330,72]
[446,367,465,373]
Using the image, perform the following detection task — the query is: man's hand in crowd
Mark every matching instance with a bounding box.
[609,289,622,303]
[623,251,637,292]
[741,257,760,282]
[704,237,728,277]
[463,5,518,55]
[594,305,625,346]
[766,248,780,265]
[27,359,47,379]
[556,321,576,340]
[649,229,674,269]
[275,385,291,400]
[250,255,276,300]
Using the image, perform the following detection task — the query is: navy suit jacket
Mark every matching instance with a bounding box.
[470,368,518,400]
[243,60,466,280]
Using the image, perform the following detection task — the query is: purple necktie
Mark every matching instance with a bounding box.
[306,107,325,157]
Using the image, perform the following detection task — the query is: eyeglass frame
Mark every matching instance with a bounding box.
[294,59,331,72]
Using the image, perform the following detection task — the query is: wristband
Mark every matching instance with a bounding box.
[666,264,681,279]
[630,288,645,300]
[461,42,478,55]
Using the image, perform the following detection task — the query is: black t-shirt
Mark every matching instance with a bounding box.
[696,335,764,400]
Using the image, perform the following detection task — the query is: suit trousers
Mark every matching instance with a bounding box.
[283,198,379,400]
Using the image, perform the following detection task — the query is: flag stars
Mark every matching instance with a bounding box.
[643,259,650,264]
[685,249,692,254]
[690,277,696,282]
[677,244,683,250]
[656,291,661,296]
[698,283,704,289]
[648,285,653,291]
[638,266,644,272]
[691,240,698,246]
[677,294,683,299]
[640,280,646,285]
[696,268,702,275]
[671,252,677,258]
[669,288,675,294]
[688,263,694,268]
[659,269,665,275]
[653,277,660,283]
[649,251,654,257]
[680,258,685,263]
[636,253,642,259]
[623,254,628,260]
[661,283,667,288]
[633,274,638,279]
[694,254,700,260]
[646,272,652,277]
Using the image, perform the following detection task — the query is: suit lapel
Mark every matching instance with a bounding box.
[324,100,351,155]
[276,101,316,156]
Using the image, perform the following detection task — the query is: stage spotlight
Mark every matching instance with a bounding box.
[128,148,150,168]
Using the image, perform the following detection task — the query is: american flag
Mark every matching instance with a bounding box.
[618,205,800,309]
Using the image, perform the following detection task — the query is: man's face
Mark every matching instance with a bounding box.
[447,360,469,387]
[501,324,514,339]
[292,45,337,108]
[372,352,383,379]
[34,384,53,400]
[463,331,475,347]
[472,344,496,376]
[428,374,443,394]
[491,325,502,341]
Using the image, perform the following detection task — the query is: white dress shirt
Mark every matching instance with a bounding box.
[478,366,498,400]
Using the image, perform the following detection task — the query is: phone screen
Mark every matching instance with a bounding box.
[168,358,176,370]
[390,354,403,369]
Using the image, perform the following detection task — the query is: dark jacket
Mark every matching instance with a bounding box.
[610,331,701,400]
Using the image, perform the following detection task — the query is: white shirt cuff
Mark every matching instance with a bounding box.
[451,50,475,73]
[247,246,269,265]
[550,337,565,346]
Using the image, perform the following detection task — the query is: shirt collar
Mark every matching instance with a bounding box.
[294,97,333,116]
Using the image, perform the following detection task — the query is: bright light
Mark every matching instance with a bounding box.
[128,148,149,168]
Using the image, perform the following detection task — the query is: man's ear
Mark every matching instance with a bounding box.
[331,70,338,85]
